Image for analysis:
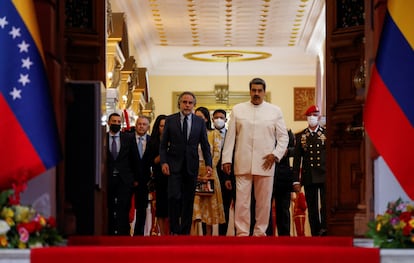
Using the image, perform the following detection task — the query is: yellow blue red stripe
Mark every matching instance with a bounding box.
[375,5,414,125]
[388,0,414,49]
[364,0,414,199]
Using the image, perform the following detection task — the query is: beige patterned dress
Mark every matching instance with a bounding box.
[192,129,225,225]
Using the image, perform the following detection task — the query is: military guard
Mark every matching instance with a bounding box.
[292,105,327,236]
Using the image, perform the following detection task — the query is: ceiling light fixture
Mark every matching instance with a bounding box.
[184,50,271,102]
[183,50,271,62]
[211,53,242,99]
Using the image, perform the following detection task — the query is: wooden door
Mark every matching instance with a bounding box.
[325,0,370,236]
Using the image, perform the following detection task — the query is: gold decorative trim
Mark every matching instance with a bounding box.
[183,50,271,62]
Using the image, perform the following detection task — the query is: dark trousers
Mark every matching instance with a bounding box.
[274,189,291,236]
[168,165,196,235]
[218,174,235,236]
[304,183,326,236]
[133,185,148,236]
[265,189,291,236]
[107,174,133,235]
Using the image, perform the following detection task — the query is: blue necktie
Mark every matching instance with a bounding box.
[111,136,118,159]
[183,116,188,141]
[138,137,143,158]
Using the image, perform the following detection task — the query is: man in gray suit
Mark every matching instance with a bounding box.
[160,91,212,235]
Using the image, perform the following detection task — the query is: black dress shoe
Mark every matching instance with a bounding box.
[319,229,327,236]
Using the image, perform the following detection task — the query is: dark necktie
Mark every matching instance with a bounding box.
[138,137,143,158]
[220,130,225,147]
[111,136,118,159]
[183,115,188,141]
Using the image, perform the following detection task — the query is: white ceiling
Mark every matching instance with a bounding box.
[110,0,325,76]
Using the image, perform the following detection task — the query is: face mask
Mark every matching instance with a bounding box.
[110,124,121,133]
[307,116,319,127]
[213,118,225,129]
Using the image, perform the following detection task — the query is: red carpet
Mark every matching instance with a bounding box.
[31,242,379,263]
[67,235,355,246]
[31,236,379,263]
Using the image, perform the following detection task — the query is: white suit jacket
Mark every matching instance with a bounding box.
[222,101,289,176]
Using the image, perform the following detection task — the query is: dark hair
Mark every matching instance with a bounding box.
[213,109,227,118]
[195,106,213,131]
[177,91,197,108]
[150,114,167,139]
[108,112,120,122]
[249,77,266,91]
[147,114,167,162]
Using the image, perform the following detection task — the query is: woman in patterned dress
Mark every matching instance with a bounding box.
[192,107,225,235]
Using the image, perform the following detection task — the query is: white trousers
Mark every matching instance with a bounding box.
[234,174,274,236]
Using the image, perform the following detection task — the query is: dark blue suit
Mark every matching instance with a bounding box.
[107,132,138,235]
[160,112,212,235]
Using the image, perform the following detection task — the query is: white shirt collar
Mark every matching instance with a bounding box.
[180,112,191,121]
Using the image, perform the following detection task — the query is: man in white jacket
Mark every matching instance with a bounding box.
[222,78,289,236]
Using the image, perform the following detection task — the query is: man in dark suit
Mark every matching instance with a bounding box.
[160,91,212,235]
[267,129,296,236]
[133,115,151,235]
[107,112,139,235]
[293,105,327,236]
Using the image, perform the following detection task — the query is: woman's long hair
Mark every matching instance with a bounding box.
[151,114,167,140]
[195,106,213,131]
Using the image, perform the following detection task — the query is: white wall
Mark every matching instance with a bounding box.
[374,157,412,215]
[20,168,56,217]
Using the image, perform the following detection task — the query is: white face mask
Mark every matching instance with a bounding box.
[213,118,225,129]
[307,115,319,127]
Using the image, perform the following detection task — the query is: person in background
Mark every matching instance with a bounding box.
[160,91,212,235]
[146,114,169,235]
[133,115,152,235]
[292,105,327,236]
[266,129,296,236]
[213,109,235,236]
[106,112,138,235]
[292,186,307,236]
[192,107,225,235]
[222,78,289,236]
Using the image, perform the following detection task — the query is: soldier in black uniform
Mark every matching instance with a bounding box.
[292,105,327,236]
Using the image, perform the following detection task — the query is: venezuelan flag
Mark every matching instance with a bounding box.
[364,0,414,199]
[0,0,60,188]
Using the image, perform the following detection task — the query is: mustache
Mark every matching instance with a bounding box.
[253,95,260,99]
